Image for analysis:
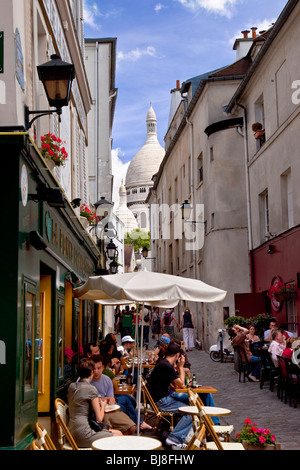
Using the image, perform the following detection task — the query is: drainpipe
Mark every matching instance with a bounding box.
[186,116,200,335]
[236,102,255,292]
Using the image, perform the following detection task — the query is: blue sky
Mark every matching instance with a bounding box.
[83,0,288,203]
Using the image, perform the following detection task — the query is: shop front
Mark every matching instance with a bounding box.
[0,133,101,449]
[251,227,300,335]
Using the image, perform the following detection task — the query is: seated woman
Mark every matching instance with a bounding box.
[67,358,122,447]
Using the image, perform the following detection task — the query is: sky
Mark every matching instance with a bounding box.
[82,0,288,205]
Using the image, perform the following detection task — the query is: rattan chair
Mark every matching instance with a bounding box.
[32,439,43,450]
[185,423,207,450]
[54,398,81,450]
[188,390,244,450]
[188,390,234,442]
[141,378,174,431]
[35,423,56,450]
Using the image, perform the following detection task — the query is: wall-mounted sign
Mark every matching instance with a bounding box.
[14,28,24,91]
[21,164,28,207]
[0,32,3,73]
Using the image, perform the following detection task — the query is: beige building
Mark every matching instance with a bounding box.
[0,0,91,207]
[226,0,300,334]
[148,50,257,349]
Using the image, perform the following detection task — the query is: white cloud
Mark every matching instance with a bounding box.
[83,1,101,30]
[155,3,168,13]
[117,46,157,65]
[112,148,130,208]
[175,0,240,18]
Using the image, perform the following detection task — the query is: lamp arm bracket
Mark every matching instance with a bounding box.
[24,105,62,130]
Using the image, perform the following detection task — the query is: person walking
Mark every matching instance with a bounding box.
[180,308,195,351]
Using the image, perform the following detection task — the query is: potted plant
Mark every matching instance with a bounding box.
[252,122,265,140]
[80,203,97,227]
[267,280,293,302]
[237,419,280,450]
[41,132,68,167]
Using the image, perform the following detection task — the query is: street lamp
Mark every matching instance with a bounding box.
[94,197,119,275]
[181,200,205,223]
[24,54,75,130]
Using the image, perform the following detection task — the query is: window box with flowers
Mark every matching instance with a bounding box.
[41,133,68,167]
[237,419,280,450]
[80,203,97,228]
[268,280,294,302]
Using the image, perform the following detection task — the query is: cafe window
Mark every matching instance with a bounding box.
[22,278,37,403]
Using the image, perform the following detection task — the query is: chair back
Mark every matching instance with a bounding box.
[185,424,206,450]
[35,423,56,450]
[32,439,44,450]
[54,398,79,450]
[187,390,224,450]
[141,378,160,414]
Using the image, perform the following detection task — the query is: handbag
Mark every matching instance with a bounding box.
[89,409,111,432]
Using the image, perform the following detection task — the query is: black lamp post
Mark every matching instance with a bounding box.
[94,197,119,274]
[24,54,75,130]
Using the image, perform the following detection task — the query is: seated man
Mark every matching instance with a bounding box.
[228,324,261,382]
[90,354,136,435]
[264,319,278,342]
[268,329,286,368]
[148,342,219,450]
[91,354,152,431]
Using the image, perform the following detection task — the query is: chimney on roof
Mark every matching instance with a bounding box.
[233,28,257,60]
[251,27,258,38]
[176,80,180,89]
[241,30,250,39]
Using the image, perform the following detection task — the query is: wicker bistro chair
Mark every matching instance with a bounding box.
[35,423,56,450]
[187,390,244,451]
[187,390,234,442]
[185,424,207,451]
[54,398,93,450]
[141,378,174,432]
[32,439,44,450]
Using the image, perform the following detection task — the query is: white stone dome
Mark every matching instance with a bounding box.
[115,182,139,234]
[125,103,165,196]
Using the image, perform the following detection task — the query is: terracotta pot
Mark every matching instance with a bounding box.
[242,441,281,450]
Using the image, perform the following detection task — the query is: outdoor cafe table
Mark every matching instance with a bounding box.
[178,406,231,417]
[115,383,136,395]
[91,435,162,451]
[174,386,217,394]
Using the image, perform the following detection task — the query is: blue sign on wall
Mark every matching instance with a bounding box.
[15,28,24,91]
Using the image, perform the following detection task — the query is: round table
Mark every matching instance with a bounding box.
[92,435,162,450]
[178,406,231,417]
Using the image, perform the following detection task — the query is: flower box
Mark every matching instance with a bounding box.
[237,419,278,449]
[41,132,68,167]
[242,441,281,450]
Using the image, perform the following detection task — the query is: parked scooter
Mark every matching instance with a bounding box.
[209,329,234,362]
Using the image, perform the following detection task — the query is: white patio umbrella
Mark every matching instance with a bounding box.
[73,270,227,304]
[73,270,227,434]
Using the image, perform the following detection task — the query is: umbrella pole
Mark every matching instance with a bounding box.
[137,302,144,436]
